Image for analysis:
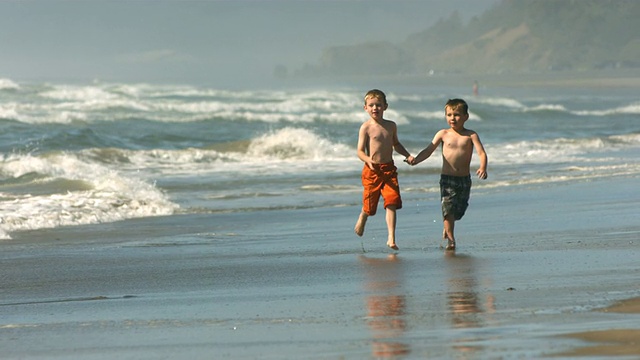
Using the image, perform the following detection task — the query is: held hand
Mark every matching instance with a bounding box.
[476,168,488,180]
[404,156,415,166]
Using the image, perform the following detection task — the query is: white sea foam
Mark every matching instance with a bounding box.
[472,96,570,114]
[18,83,414,125]
[73,128,640,182]
[472,96,526,109]
[610,133,640,144]
[572,102,640,116]
[246,127,352,161]
[0,153,178,239]
[0,102,88,124]
[0,78,20,90]
[0,103,20,121]
[1,82,407,125]
[486,133,640,167]
[523,104,568,112]
[75,127,354,178]
[40,85,119,102]
[500,140,590,164]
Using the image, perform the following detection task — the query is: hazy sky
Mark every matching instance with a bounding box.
[0,0,498,87]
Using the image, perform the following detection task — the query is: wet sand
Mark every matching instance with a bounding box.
[552,297,640,358]
[1,176,639,359]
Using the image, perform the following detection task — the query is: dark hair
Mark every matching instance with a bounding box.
[445,98,468,114]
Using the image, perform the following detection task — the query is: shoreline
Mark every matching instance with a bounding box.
[553,297,640,358]
[2,175,640,359]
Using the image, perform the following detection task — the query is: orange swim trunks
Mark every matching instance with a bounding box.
[361,162,402,216]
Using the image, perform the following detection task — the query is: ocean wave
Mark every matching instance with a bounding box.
[572,102,640,116]
[72,127,354,177]
[3,80,639,126]
[0,102,90,124]
[472,96,570,114]
[488,134,640,166]
[0,103,20,121]
[40,85,119,102]
[246,127,352,161]
[472,96,525,109]
[1,81,413,125]
[0,152,178,239]
[610,133,640,144]
[0,78,19,91]
[522,104,568,112]
[490,138,598,165]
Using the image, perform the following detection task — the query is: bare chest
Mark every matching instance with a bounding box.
[443,134,472,151]
[368,124,393,143]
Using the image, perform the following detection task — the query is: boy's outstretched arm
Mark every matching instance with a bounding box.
[412,131,443,165]
[393,141,413,163]
[472,133,488,179]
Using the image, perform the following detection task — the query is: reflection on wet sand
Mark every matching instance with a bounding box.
[445,252,495,356]
[360,254,410,358]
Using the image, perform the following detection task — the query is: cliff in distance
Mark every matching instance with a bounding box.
[295,0,640,78]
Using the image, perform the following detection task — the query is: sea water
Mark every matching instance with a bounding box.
[1,78,639,240]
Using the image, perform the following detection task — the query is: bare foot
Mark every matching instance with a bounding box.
[445,240,456,251]
[354,212,368,237]
[387,242,399,251]
[442,228,455,251]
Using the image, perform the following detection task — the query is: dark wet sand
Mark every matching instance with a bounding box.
[551,297,640,358]
[1,176,639,359]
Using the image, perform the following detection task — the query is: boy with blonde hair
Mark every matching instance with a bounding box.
[355,89,414,250]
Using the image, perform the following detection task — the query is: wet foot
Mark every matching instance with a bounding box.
[387,242,399,251]
[445,240,456,251]
[354,212,368,237]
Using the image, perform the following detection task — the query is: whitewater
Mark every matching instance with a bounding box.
[1,78,639,239]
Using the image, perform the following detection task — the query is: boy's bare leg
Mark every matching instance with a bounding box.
[385,206,399,250]
[354,210,368,237]
[443,215,456,251]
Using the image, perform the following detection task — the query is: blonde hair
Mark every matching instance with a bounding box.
[445,98,468,114]
[364,89,387,105]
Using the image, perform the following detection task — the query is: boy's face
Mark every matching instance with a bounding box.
[364,96,387,120]
[445,105,468,131]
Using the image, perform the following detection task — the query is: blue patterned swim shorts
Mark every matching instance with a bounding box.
[440,174,472,220]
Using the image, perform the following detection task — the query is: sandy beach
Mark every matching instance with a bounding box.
[2,174,639,359]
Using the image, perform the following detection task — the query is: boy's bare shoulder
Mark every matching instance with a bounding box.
[465,129,480,137]
[359,119,374,130]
